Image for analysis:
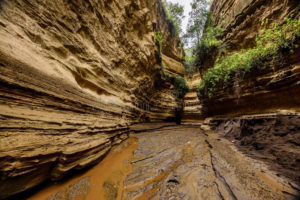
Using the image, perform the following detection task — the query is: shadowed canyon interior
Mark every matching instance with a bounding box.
[0,0,299,199]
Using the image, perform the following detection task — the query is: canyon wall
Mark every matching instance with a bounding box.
[0,0,183,198]
[182,0,300,187]
[183,0,300,121]
[201,0,300,118]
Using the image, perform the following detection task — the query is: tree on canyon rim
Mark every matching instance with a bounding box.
[163,0,185,36]
[184,0,209,46]
[183,0,209,75]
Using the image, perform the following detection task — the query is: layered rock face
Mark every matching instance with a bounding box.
[183,0,300,188]
[156,0,185,76]
[200,0,300,117]
[0,0,183,198]
[183,0,300,118]
[182,72,203,123]
[184,0,300,119]
[211,0,300,51]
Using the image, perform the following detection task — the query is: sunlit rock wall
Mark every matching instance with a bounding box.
[0,0,184,198]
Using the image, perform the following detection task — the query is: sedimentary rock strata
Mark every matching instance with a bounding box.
[182,0,300,194]
[0,0,183,198]
[182,73,204,123]
[183,0,300,120]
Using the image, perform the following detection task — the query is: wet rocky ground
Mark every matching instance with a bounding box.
[22,123,300,200]
[123,124,299,200]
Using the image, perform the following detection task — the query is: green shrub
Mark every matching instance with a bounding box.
[162,0,184,37]
[194,25,226,72]
[184,64,197,75]
[184,47,197,75]
[197,17,300,99]
[164,72,189,99]
[174,76,190,99]
[202,25,224,47]
[154,31,163,54]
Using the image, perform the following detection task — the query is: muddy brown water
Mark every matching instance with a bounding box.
[29,138,137,200]
[27,125,299,200]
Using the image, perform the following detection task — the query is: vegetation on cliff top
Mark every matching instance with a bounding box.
[184,0,209,46]
[193,24,226,73]
[197,17,300,99]
[154,1,185,55]
[184,47,197,75]
[162,0,185,36]
[182,0,210,76]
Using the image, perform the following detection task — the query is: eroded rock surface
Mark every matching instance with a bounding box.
[182,0,300,121]
[196,0,300,117]
[181,2,300,196]
[182,73,204,123]
[211,0,300,51]
[0,0,183,198]
[122,125,299,200]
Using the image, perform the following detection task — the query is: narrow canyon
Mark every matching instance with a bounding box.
[0,0,299,200]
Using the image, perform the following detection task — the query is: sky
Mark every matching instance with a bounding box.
[168,0,193,34]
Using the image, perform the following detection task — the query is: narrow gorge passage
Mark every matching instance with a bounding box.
[23,124,299,200]
[0,0,300,199]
